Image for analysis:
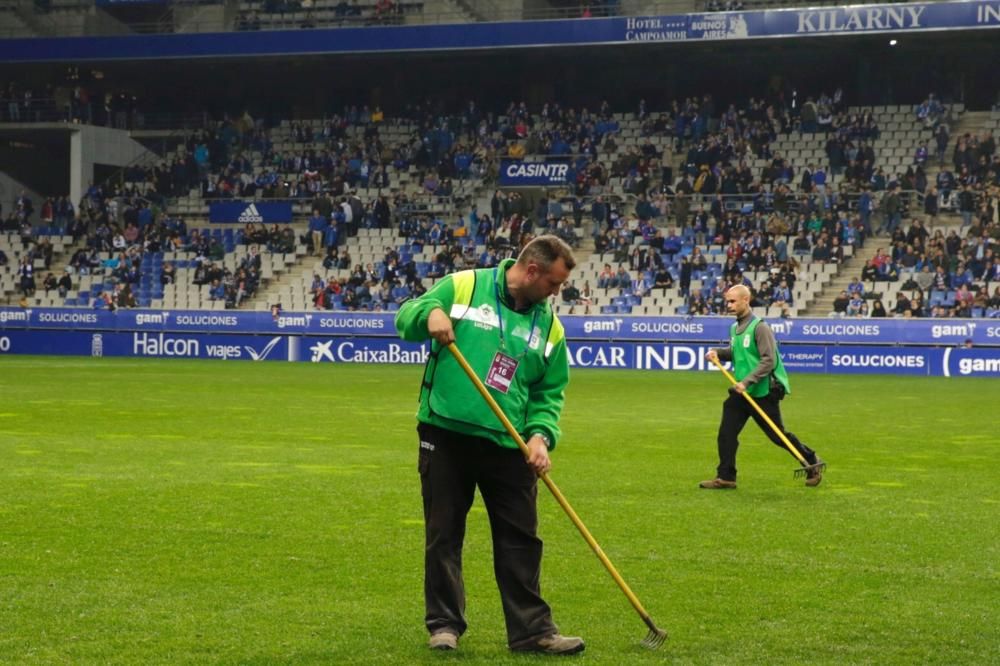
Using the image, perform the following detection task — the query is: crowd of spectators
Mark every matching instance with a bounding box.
[267,92,994,316]
[1,80,145,128]
[119,108,459,213]
[308,242,429,312]
[238,0,409,31]
[113,91,982,238]
[7,91,998,318]
[704,0,744,11]
[841,208,1000,318]
[1,189,59,301]
[309,199,558,312]
[7,179,288,310]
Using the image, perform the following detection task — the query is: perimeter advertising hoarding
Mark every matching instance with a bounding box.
[2,309,997,347]
[2,331,997,377]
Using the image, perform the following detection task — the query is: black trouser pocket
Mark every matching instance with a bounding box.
[417,423,434,475]
[769,380,786,401]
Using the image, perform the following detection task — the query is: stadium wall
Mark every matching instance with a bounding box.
[3,308,998,377]
[70,125,152,209]
[0,172,43,222]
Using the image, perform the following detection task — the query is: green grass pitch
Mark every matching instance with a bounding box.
[1,357,997,664]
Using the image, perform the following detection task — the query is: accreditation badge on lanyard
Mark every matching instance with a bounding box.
[485,351,519,394]
[484,268,538,395]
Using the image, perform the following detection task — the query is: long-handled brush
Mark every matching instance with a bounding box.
[447,342,668,649]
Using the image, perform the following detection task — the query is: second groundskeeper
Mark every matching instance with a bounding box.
[701,284,825,489]
[394,235,585,656]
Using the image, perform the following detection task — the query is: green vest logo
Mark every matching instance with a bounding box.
[474,304,498,331]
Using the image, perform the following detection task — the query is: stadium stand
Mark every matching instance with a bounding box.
[2,93,996,319]
[0,226,73,305]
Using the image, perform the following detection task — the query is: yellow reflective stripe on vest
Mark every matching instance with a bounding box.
[545,315,565,359]
[451,270,476,307]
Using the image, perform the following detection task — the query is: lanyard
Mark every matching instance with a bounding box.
[493,267,539,358]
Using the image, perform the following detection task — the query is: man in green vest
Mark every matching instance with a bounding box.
[395,235,585,655]
[701,284,824,489]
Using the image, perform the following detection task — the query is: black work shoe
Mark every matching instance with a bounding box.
[699,478,737,489]
[428,630,458,650]
[512,634,585,655]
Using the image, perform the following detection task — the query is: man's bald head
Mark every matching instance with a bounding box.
[727,284,751,300]
[724,284,752,317]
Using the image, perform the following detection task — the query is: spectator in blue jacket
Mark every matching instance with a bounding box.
[324,219,340,250]
[309,210,328,256]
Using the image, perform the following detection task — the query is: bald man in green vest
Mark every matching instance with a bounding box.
[702,284,824,489]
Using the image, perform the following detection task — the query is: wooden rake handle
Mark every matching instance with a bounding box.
[707,355,808,467]
[445,342,659,628]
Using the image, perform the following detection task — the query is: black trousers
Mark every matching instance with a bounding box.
[716,390,818,482]
[417,423,557,648]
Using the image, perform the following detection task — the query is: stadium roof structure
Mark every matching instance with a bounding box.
[1,0,999,62]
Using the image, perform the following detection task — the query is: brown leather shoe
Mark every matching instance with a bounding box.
[428,630,458,650]
[699,478,737,489]
[805,465,823,487]
[512,633,585,655]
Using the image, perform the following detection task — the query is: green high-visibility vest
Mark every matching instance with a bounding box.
[731,317,791,398]
[394,259,568,449]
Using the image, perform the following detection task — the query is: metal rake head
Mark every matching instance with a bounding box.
[793,460,827,479]
[641,617,668,650]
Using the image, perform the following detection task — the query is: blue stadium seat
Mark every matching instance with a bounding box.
[929,289,947,307]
